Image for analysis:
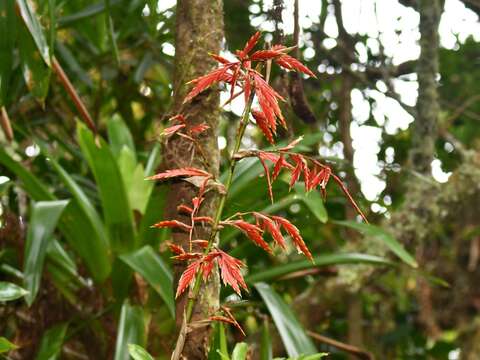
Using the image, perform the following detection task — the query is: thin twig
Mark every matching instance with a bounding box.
[52,57,97,133]
[307,330,375,360]
[0,107,13,142]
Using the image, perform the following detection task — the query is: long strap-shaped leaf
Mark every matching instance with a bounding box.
[247,252,392,283]
[255,282,317,357]
[77,123,136,253]
[333,220,418,268]
[120,246,174,318]
[114,302,148,360]
[23,200,69,305]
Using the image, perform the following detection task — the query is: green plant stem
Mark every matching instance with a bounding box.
[184,95,254,322]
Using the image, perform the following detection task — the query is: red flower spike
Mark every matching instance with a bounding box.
[151,220,191,231]
[289,156,303,190]
[253,72,286,130]
[217,250,248,295]
[254,213,287,249]
[176,260,202,298]
[168,243,185,255]
[189,123,210,136]
[192,239,209,249]
[272,216,313,260]
[209,53,232,65]
[238,31,261,59]
[225,220,271,254]
[147,167,211,181]
[272,155,287,181]
[177,204,193,215]
[275,54,317,78]
[250,49,283,61]
[162,124,186,136]
[172,252,203,261]
[193,216,214,224]
[252,109,275,144]
[257,151,280,164]
[201,260,215,281]
[184,64,235,103]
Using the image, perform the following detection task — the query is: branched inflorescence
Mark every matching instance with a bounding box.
[147,32,367,339]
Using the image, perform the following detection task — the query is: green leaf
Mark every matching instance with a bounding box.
[48,158,111,281]
[114,302,148,360]
[107,114,135,158]
[137,187,167,246]
[0,148,52,200]
[231,343,248,360]
[246,253,392,283]
[18,19,51,103]
[208,323,229,360]
[260,320,273,360]
[77,123,136,252]
[35,323,68,360]
[293,183,328,223]
[333,220,418,268]
[57,0,121,27]
[16,0,51,66]
[128,344,154,360]
[0,0,16,106]
[0,282,28,302]
[144,143,161,177]
[255,283,316,357]
[23,200,69,305]
[117,147,152,215]
[120,246,174,318]
[0,337,18,353]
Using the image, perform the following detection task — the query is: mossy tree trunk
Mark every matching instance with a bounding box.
[163,0,224,357]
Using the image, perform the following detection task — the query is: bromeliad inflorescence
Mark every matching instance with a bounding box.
[148,32,367,344]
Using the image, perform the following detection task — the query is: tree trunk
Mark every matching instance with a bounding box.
[163,0,224,357]
[409,0,441,174]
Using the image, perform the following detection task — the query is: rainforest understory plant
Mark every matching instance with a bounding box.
[147,32,368,357]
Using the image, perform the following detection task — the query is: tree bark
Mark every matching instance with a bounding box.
[164,0,224,357]
[409,0,441,174]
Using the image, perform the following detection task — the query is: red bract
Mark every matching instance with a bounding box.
[253,212,286,250]
[252,109,275,144]
[216,250,248,295]
[176,260,202,298]
[253,72,286,130]
[271,215,313,261]
[250,49,283,60]
[177,204,193,215]
[223,220,271,254]
[162,124,186,136]
[189,123,210,135]
[237,31,261,60]
[172,252,203,261]
[168,243,185,255]
[275,54,317,78]
[184,64,237,104]
[152,220,191,231]
[147,167,211,181]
